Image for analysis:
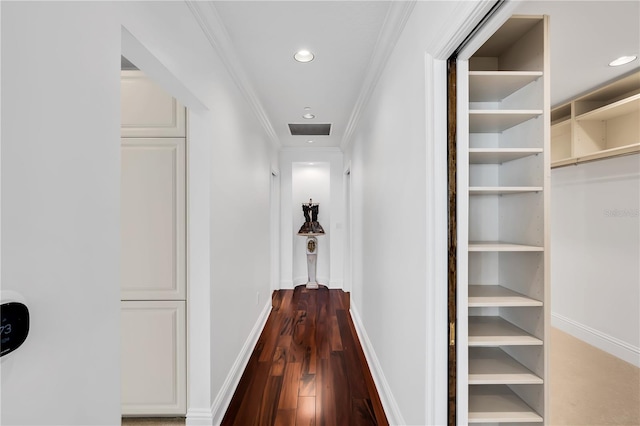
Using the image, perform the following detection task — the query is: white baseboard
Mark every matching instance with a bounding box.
[280,279,294,289]
[185,408,214,426]
[329,279,343,289]
[552,312,640,367]
[209,300,272,424]
[349,305,405,425]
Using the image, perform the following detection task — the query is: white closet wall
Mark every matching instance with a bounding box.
[120,70,187,415]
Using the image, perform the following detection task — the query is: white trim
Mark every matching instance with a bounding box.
[341,1,416,152]
[185,1,280,150]
[280,279,294,290]
[185,408,214,426]
[121,27,207,112]
[350,305,406,426]
[552,312,640,368]
[423,54,449,426]
[328,279,343,290]
[210,300,272,424]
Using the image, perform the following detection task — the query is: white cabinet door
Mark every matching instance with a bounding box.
[121,138,185,300]
[121,301,186,415]
[121,70,186,138]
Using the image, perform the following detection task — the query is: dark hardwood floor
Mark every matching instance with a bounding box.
[221,285,388,426]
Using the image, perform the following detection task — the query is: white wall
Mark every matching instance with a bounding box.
[1,2,276,424]
[344,1,496,424]
[551,155,640,366]
[1,3,122,424]
[279,148,343,289]
[292,163,331,285]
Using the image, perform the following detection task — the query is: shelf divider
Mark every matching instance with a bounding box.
[468,241,544,252]
[469,186,542,195]
[469,110,543,133]
[468,285,543,307]
[469,148,542,164]
[469,71,543,102]
[468,384,543,423]
[468,316,543,347]
[469,347,544,384]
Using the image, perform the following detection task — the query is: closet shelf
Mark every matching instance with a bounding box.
[469,347,543,384]
[468,285,543,307]
[551,143,640,168]
[469,71,543,102]
[469,110,543,133]
[468,241,544,252]
[468,316,543,347]
[469,148,542,164]
[469,385,543,423]
[576,93,640,122]
[469,186,542,195]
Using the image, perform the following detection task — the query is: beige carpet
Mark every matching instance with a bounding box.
[551,327,640,425]
[121,327,639,425]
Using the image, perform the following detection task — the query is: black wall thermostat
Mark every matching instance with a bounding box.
[1,302,30,357]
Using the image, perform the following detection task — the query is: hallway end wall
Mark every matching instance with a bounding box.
[279,148,344,290]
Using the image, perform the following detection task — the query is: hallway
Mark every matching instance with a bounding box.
[221,286,388,425]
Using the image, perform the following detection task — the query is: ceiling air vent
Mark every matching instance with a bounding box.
[288,123,331,136]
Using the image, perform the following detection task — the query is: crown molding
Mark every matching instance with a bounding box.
[185,1,281,150]
[340,0,417,153]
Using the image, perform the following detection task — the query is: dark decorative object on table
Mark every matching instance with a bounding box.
[298,198,325,235]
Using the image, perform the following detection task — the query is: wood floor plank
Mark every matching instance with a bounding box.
[278,362,302,410]
[299,373,316,397]
[296,396,316,426]
[329,316,343,352]
[270,346,287,377]
[222,286,388,426]
[274,409,296,426]
[351,398,378,426]
[258,375,284,425]
[319,357,337,426]
[336,309,368,399]
[259,312,283,362]
[330,351,351,425]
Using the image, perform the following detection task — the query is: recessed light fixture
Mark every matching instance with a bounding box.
[307,140,314,144]
[609,55,637,67]
[302,113,315,119]
[294,50,314,63]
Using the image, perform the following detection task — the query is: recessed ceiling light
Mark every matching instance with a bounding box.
[609,55,637,67]
[304,107,311,111]
[307,140,314,144]
[294,50,314,63]
[302,113,315,119]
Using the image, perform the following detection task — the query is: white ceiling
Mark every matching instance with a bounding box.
[207,1,640,149]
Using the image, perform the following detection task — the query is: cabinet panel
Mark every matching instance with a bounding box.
[121,70,186,138]
[121,138,186,300]
[121,301,186,415]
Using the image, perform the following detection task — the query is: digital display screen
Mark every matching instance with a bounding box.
[1,302,30,357]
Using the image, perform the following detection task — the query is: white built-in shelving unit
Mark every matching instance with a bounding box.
[458,15,550,424]
[551,70,640,167]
